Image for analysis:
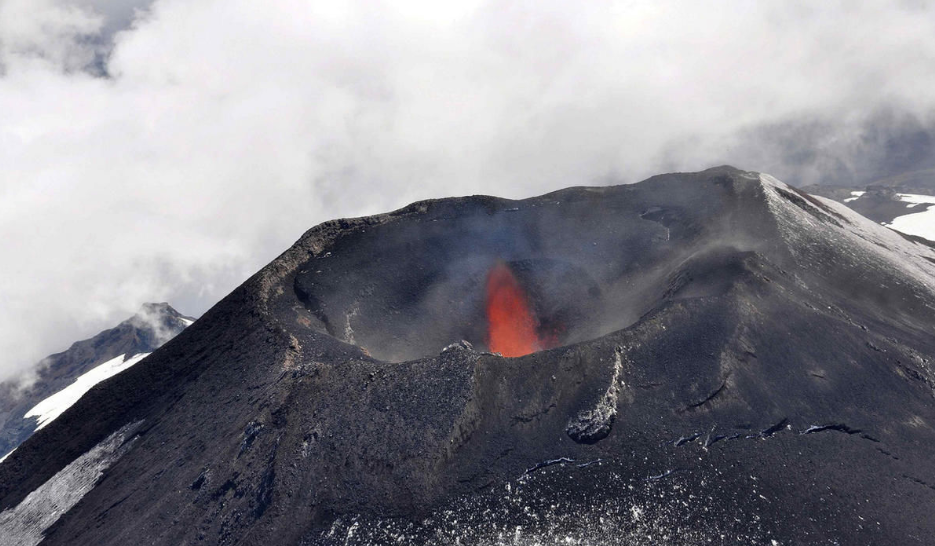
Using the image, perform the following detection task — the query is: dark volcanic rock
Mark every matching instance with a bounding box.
[2,167,935,545]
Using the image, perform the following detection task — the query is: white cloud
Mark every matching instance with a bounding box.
[0,0,103,72]
[1,0,935,380]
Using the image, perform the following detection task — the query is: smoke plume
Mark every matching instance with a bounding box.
[2,0,934,380]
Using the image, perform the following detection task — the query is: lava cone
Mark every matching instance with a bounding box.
[2,167,935,545]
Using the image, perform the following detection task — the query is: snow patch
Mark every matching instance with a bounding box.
[887,208,935,242]
[25,353,150,431]
[843,190,865,203]
[895,193,935,205]
[881,194,935,242]
[0,421,142,546]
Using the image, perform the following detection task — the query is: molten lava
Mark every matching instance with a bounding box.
[485,262,542,357]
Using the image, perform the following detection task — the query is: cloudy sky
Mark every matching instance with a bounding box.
[1,0,934,381]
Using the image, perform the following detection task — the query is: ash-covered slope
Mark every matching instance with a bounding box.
[805,170,935,242]
[2,167,935,545]
[0,303,194,463]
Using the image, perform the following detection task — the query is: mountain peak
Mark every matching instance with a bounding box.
[133,302,191,322]
[126,303,195,346]
[137,302,175,315]
[0,302,197,473]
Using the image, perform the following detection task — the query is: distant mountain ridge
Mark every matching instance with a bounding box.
[0,303,194,461]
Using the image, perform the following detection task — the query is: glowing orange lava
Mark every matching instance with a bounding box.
[485,262,541,357]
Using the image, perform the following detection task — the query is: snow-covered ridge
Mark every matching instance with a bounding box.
[25,353,151,431]
[760,174,935,297]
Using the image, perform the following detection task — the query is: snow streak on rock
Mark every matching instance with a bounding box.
[565,347,626,444]
[0,448,15,466]
[0,421,142,546]
[25,353,150,430]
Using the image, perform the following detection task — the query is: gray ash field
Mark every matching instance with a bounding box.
[2,166,935,545]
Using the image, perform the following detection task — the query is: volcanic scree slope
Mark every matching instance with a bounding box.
[1,167,934,545]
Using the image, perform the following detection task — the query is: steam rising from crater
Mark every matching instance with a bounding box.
[4,0,935,382]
